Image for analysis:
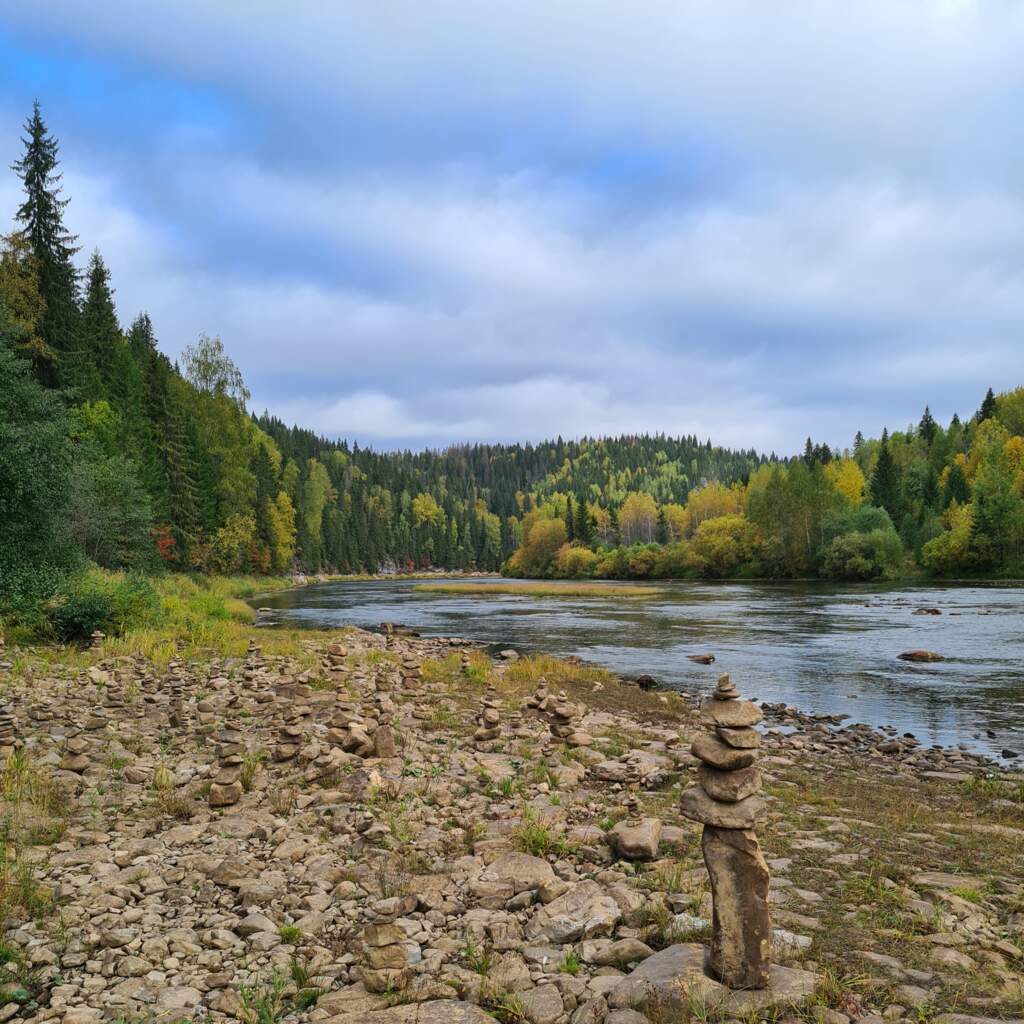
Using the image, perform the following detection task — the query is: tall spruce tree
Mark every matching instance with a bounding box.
[918,406,937,444]
[869,430,901,521]
[12,101,79,386]
[978,388,997,422]
[78,250,119,399]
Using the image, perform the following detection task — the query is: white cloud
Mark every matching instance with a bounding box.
[1,3,1022,453]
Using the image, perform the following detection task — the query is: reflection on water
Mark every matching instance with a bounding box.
[254,578,1024,760]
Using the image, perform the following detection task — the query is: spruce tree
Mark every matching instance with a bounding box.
[564,494,575,542]
[978,388,997,422]
[918,406,937,444]
[573,496,593,546]
[78,249,119,399]
[869,431,901,522]
[12,101,79,386]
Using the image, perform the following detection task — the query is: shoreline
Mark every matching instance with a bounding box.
[1,614,1021,1021]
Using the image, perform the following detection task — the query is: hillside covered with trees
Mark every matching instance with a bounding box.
[1,104,1022,632]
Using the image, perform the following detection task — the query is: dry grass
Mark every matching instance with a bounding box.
[413,581,665,598]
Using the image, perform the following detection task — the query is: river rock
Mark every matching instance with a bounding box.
[716,726,762,749]
[692,733,756,770]
[898,650,945,663]
[698,763,762,803]
[608,943,816,1015]
[609,817,663,861]
[680,787,766,829]
[703,825,771,988]
[526,879,621,943]
[701,699,764,729]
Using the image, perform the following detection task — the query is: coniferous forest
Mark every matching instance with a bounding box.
[2,104,1023,628]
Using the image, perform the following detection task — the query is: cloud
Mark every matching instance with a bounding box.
[0,3,1021,454]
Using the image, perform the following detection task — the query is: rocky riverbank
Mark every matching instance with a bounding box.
[0,627,1020,1024]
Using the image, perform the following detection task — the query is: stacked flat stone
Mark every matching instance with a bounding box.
[327,705,376,757]
[89,630,105,650]
[547,691,593,747]
[399,656,422,690]
[460,650,472,676]
[680,673,770,990]
[0,702,18,757]
[473,686,502,744]
[373,700,398,758]
[524,679,550,710]
[274,709,305,762]
[208,726,245,807]
[0,637,10,679]
[59,730,91,774]
[361,922,414,993]
[326,642,348,673]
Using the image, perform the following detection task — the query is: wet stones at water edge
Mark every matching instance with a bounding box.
[681,672,770,989]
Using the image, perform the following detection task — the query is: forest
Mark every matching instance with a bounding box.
[1,104,1023,635]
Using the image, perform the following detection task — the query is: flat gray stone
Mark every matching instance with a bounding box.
[680,787,766,828]
[608,943,817,1016]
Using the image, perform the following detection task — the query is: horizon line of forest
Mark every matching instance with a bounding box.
[2,102,1024,639]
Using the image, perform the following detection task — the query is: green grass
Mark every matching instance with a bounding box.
[414,581,664,598]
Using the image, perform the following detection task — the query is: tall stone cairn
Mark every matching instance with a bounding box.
[680,672,770,990]
[89,630,105,650]
[0,701,18,758]
[209,726,245,807]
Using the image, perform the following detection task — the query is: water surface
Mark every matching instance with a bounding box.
[254,578,1024,761]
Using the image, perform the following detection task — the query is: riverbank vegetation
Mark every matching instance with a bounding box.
[1,104,1023,643]
[505,396,1024,582]
[414,581,664,598]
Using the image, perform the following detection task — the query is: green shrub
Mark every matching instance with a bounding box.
[46,567,158,642]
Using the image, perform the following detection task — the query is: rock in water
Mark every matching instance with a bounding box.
[702,826,771,989]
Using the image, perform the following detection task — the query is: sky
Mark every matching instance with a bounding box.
[1,2,1022,456]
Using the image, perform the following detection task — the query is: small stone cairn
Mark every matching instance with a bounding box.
[326,642,348,674]
[361,922,413,993]
[524,679,550,711]
[89,630,105,650]
[0,637,11,679]
[59,730,91,775]
[473,686,502,745]
[208,726,245,807]
[0,701,18,758]
[681,673,770,989]
[399,656,422,691]
[460,650,472,676]
[328,705,376,758]
[546,691,593,747]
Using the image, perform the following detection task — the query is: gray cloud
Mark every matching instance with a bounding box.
[1,3,1021,454]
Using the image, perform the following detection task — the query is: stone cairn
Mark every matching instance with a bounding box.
[0,637,11,679]
[373,696,397,758]
[242,640,263,682]
[167,660,188,729]
[473,686,502,746]
[209,726,245,807]
[59,730,91,775]
[546,691,593,748]
[89,630,105,650]
[460,650,472,676]
[361,922,412,993]
[327,704,375,758]
[680,672,769,990]
[0,701,18,759]
[399,656,422,691]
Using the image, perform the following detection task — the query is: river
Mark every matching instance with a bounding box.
[253,578,1024,762]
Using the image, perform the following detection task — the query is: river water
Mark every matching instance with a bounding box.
[254,578,1024,761]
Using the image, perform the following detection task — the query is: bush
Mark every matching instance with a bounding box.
[46,567,158,643]
[555,544,599,578]
[821,529,903,581]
